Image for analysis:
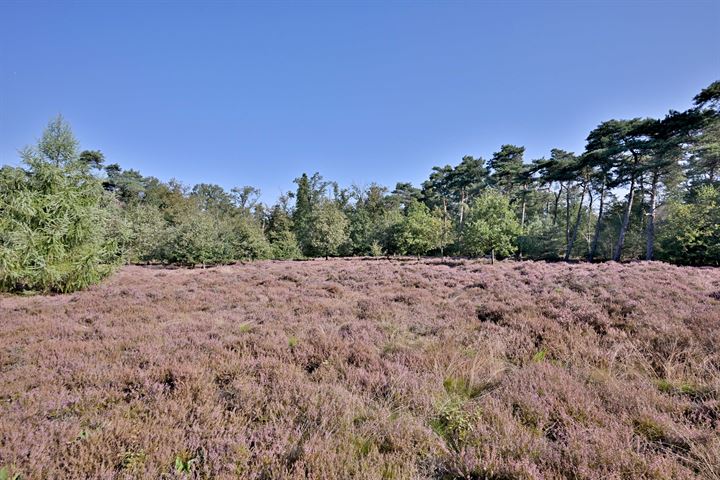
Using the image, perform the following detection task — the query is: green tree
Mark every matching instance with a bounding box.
[0,117,119,292]
[489,145,525,194]
[270,229,303,259]
[292,172,328,254]
[158,209,232,267]
[103,164,147,203]
[564,154,593,261]
[348,184,391,255]
[393,200,443,257]
[687,81,720,187]
[585,118,656,261]
[448,155,487,230]
[38,114,79,166]
[582,145,615,262]
[519,216,563,260]
[463,190,520,263]
[267,203,303,259]
[118,202,167,263]
[228,215,271,260]
[389,182,423,211]
[190,183,234,216]
[657,185,720,265]
[78,150,105,170]
[422,166,460,255]
[306,201,349,258]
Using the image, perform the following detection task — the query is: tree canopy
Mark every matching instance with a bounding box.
[2,81,718,292]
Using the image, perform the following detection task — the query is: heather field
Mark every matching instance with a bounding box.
[1,259,719,479]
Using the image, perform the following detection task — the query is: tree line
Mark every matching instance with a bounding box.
[1,81,718,292]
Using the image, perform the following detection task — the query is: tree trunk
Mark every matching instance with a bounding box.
[491,248,495,264]
[442,197,448,257]
[645,172,659,261]
[565,182,587,261]
[565,184,571,247]
[638,174,645,224]
[552,185,563,226]
[586,190,594,256]
[613,175,636,262]
[589,182,605,262]
[519,190,527,261]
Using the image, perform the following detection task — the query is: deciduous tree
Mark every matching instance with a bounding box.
[463,190,520,263]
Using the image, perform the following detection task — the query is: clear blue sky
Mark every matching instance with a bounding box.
[1,1,718,202]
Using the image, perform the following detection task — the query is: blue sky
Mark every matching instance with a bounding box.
[1,1,718,202]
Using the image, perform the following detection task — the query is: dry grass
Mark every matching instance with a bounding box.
[1,258,719,479]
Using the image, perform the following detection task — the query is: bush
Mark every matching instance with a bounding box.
[158,211,233,267]
[118,202,167,263]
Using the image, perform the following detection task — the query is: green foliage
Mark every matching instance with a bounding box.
[269,230,303,259]
[117,202,167,263]
[657,185,720,265]
[158,210,233,266]
[0,467,21,480]
[191,183,235,215]
[463,190,520,259]
[267,205,303,259]
[489,144,525,193]
[6,81,720,278]
[306,201,349,257]
[292,172,329,253]
[430,397,475,453]
[228,215,272,260]
[174,452,197,473]
[442,376,490,400]
[632,417,667,444]
[78,150,105,170]
[532,348,548,362]
[655,379,711,400]
[118,449,147,471]
[518,217,563,260]
[104,165,147,203]
[392,201,443,257]
[0,119,119,293]
[38,115,79,166]
[347,184,392,255]
[369,241,383,257]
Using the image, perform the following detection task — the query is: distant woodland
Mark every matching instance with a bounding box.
[1,81,718,292]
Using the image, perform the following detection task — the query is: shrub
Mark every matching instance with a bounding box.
[118,202,167,263]
[158,211,233,266]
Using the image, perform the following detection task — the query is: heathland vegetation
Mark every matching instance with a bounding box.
[1,259,718,478]
[1,81,719,293]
